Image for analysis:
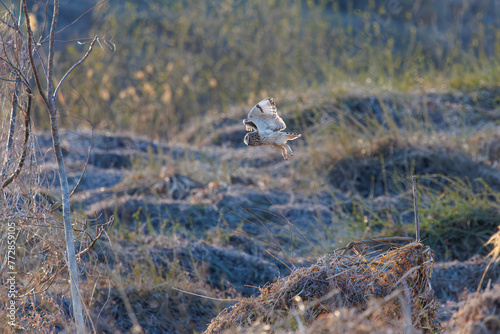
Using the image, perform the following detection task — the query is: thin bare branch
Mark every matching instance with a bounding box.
[37,0,50,45]
[22,0,49,107]
[37,1,108,46]
[1,92,32,189]
[0,76,18,82]
[16,1,22,29]
[18,216,110,298]
[171,287,239,302]
[0,34,20,71]
[33,41,48,78]
[0,16,17,30]
[56,0,109,35]
[412,175,420,241]
[48,37,98,44]
[99,37,116,53]
[0,0,16,22]
[258,187,319,257]
[70,132,93,197]
[53,35,98,100]
[0,33,32,88]
[220,194,296,268]
[264,249,293,272]
[46,0,59,100]
[111,272,144,334]
[50,130,94,212]
[4,76,21,166]
[76,225,107,259]
[340,237,414,256]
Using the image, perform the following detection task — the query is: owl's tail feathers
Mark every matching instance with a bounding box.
[284,132,301,140]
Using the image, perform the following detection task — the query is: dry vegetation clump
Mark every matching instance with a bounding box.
[447,284,500,334]
[445,227,500,333]
[204,240,439,333]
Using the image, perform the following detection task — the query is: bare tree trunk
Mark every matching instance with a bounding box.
[48,102,86,334]
[21,1,91,332]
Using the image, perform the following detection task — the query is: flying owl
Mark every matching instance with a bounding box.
[243,97,301,160]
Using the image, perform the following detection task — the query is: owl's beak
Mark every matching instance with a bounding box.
[244,133,249,145]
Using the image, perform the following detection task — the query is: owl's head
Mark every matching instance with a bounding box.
[244,131,260,146]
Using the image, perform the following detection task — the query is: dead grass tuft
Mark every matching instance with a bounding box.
[204,240,439,333]
[448,283,500,334]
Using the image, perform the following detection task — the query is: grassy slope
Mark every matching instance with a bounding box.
[3,0,500,332]
[23,85,500,332]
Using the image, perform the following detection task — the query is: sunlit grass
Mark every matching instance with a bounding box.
[39,0,499,139]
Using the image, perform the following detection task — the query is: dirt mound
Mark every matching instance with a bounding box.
[92,284,224,334]
[99,237,282,296]
[279,88,500,136]
[328,146,500,197]
[433,259,500,301]
[204,240,439,333]
[89,196,220,233]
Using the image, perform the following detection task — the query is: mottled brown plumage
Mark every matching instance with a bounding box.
[243,98,301,160]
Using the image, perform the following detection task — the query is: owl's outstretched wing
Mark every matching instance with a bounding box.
[246,97,286,133]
